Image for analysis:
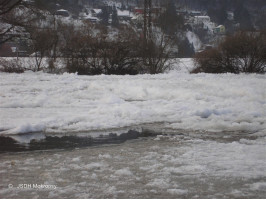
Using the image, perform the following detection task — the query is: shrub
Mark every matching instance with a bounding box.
[141,32,174,74]
[63,26,142,75]
[0,58,24,73]
[62,24,174,75]
[192,31,266,74]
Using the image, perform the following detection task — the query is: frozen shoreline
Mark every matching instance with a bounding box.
[0,60,265,139]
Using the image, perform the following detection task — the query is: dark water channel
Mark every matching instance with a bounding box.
[0,130,159,153]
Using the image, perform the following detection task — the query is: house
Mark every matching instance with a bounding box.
[151,7,165,18]
[0,42,28,57]
[227,11,234,21]
[205,44,213,50]
[91,9,102,17]
[117,9,134,21]
[55,9,69,17]
[84,16,100,23]
[194,16,210,25]
[133,8,144,15]
[133,7,164,17]
[214,25,226,34]
[190,11,202,17]
[131,14,143,24]
[176,9,188,15]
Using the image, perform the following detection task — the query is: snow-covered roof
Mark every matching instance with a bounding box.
[194,16,210,19]
[92,9,102,14]
[84,16,99,21]
[117,9,134,17]
[131,15,142,20]
[191,11,201,13]
[57,9,68,12]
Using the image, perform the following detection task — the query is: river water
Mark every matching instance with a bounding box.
[0,130,266,198]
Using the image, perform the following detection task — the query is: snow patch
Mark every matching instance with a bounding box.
[167,189,188,195]
[249,182,266,191]
[186,31,203,51]
[114,168,133,176]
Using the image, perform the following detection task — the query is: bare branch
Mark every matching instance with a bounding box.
[0,0,22,15]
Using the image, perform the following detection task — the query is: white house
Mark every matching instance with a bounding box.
[55,9,69,17]
[84,16,100,23]
[117,9,134,21]
[194,16,210,25]
[91,9,102,17]
[227,11,234,21]
[190,11,202,16]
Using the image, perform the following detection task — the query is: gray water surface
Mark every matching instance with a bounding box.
[0,131,266,198]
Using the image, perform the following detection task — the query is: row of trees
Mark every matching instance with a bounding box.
[0,0,183,75]
[63,24,174,75]
[1,15,174,75]
[64,25,140,75]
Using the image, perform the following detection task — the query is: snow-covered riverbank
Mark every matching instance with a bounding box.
[0,66,265,139]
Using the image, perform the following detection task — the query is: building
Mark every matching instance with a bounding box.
[194,16,210,25]
[133,8,144,15]
[133,7,164,17]
[227,11,234,21]
[91,9,102,17]
[0,42,28,57]
[84,16,100,23]
[55,9,70,17]
[214,25,226,34]
[190,11,202,17]
[117,9,134,21]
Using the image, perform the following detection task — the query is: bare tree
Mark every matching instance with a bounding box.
[0,0,22,15]
[0,0,44,44]
[63,25,142,75]
[0,0,22,44]
[193,31,266,74]
[29,28,55,71]
[142,31,174,74]
[101,27,141,75]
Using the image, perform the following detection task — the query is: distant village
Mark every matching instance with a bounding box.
[76,0,230,35]
[0,0,237,57]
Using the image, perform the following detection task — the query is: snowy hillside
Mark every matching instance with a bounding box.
[186,31,203,52]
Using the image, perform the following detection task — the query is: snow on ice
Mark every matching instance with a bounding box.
[0,61,265,139]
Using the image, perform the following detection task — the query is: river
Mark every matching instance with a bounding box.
[0,130,266,198]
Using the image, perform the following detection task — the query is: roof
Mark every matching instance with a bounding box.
[191,11,201,13]
[195,16,210,19]
[117,9,134,17]
[92,9,102,14]
[57,9,68,12]
[134,8,144,14]
[84,16,99,21]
